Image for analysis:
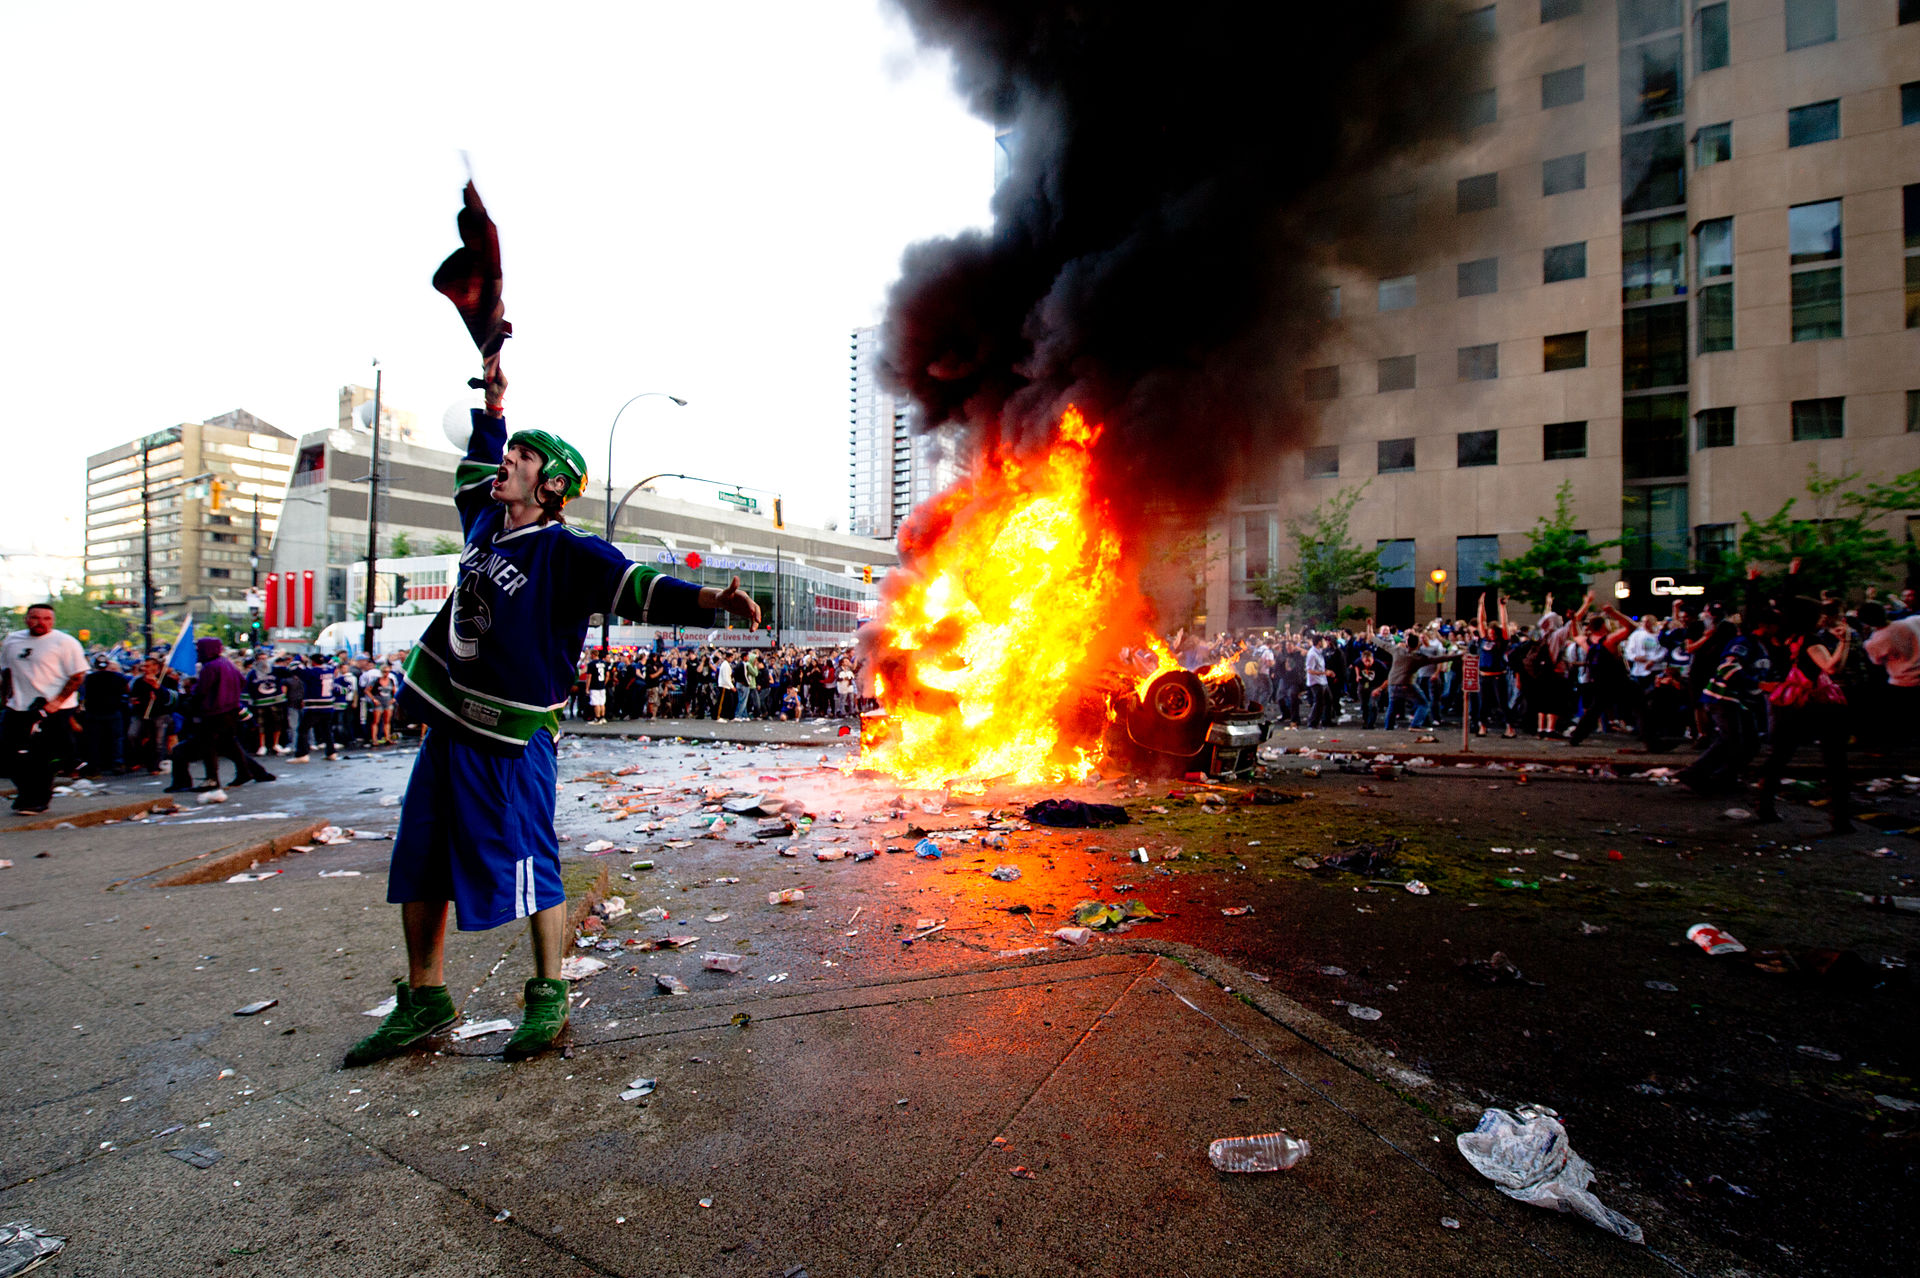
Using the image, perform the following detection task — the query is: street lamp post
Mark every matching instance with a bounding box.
[599,393,685,659]
[360,361,383,659]
[1428,567,1448,625]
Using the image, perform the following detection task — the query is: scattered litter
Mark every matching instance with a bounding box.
[634,907,670,923]
[702,953,745,973]
[1221,905,1254,917]
[1723,808,1753,821]
[989,865,1022,882]
[1023,799,1128,828]
[1321,839,1397,876]
[814,849,847,861]
[1579,922,1609,936]
[1494,879,1540,891]
[0,861,11,869]
[1404,879,1431,895]
[317,869,362,878]
[594,897,630,922]
[620,1078,658,1101]
[1875,1094,1919,1113]
[705,912,730,924]
[233,999,277,1016]
[1072,899,1163,929]
[1440,1217,1461,1230]
[1795,1045,1841,1062]
[197,789,229,805]
[1860,894,1920,913]
[1456,1108,1642,1243]
[1010,1165,1039,1180]
[363,996,397,1018]
[1317,965,1347,977]
[451,1019,514,1041]
[1052,926,1092,946]
[1131,847,1150,863]
[914,839,941,860]
[493,1209,511,1223]
[582,839,616,853]
[165,1146,223,1169]
[768,888,806,905]
[1686,923,1746,955]
[655,974,691,995]
[1209,1132,1310,1172]
[0,1222,66,1272]
[1347,1005,1382,1021]
[224,870,281,883]
[1459,952,1533,986]
[766,972,788,983]
[1644,981,1678,992]
[559,956,608,981]
[378,794,400,807]
[1551,850,1580,861]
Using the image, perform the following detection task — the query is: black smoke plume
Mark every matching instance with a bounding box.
[882,1,1486,533]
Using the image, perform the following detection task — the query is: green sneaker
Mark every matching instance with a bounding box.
[343,979,458,1067]
[503,977,570,1061]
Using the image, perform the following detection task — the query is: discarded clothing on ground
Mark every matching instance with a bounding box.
[1319,838,1397,876]
[1024,799,1129,828]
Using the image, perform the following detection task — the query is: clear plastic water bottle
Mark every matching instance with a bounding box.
[1208,1132,1310,1172]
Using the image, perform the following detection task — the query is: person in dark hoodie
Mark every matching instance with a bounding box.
[167,636,275,792]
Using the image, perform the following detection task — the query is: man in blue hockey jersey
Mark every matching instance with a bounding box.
[347,184,760,1066]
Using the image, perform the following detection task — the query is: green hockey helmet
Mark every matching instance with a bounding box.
[505,429,589,501]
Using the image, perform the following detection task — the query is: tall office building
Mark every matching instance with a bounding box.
[1211,0,1920,630]
[83,410,295,626]
[849,326,957,539]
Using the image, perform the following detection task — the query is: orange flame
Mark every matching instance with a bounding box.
[858,407,1152,787]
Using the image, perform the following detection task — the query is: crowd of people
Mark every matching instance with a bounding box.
[572,644,863,722]
[0,601,868,814]
[1184,581,1920,832]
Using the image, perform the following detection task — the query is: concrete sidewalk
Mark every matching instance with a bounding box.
[0,817,1711,1278]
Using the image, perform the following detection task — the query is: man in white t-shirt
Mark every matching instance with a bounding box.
[1,602,90,815]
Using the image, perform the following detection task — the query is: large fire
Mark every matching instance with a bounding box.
[857,407,1161,788]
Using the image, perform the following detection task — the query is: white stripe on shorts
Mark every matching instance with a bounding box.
[523,857,537,918]
[514,858,527,920]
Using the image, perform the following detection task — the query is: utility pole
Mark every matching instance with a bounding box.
[360,362,383,658]
[141,442,153,654]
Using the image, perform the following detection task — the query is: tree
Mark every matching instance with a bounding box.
[1249,483,1384,625]
[1723,464,1920,599]
[389,532,414,558]
[1487,481,1620,610]
[3,591,132,648]
[430,535,462,556]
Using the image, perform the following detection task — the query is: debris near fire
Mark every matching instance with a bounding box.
[1023,799,1129,828]
[1071,899,1163,931]
[1318,839,1398,876]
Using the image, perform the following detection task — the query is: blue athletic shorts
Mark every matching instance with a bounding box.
[388,727,563,931]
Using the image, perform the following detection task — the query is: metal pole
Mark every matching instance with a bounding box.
[361,364,382,658]
[774,544,782,648]
[141,442,153,653]
[600,394,686,660]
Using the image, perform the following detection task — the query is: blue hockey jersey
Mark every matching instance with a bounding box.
[400,408,709,752]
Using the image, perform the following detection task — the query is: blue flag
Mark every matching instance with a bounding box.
[167,615,198,677]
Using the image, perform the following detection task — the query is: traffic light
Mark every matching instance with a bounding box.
[862,566,873,585]
[773,497,784,530]
[209,478,225,512]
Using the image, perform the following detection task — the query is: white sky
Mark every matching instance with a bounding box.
[0,1,990,571]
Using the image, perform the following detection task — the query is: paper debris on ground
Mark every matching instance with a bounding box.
[559,956,608,981]
[450,1019,515,1041]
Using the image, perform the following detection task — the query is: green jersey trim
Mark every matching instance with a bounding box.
[403,646,561,747]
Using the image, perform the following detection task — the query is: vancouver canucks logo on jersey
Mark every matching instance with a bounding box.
[449,571,494,660]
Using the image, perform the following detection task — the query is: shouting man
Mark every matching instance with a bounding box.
[347,184,760,1067]
[1,603,88,816]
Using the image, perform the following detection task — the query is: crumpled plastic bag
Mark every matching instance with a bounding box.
[1456,1108,1642,1244]
[1024,799,1129,828]
[0,1221,66,1275]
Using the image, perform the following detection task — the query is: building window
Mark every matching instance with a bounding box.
[1696,523,1736,569]
[1542,65,1585,109]
[1696,217,1733,353]
[1905,82,1920,126]
[1696,3,1730,71]
[1543,331,1588,371]
[1622,214,1685,301]
[1377,355,1417,392]
[1457,343,1500,382]
[1909,389,1920,432]
[1784,0,1837,50]
[1619,0,1681,40]
[1621,35,1684,126]
[1541,153,1585,197]
[1622,484,1691,571]
[1458,257,1499,297]
[1458,430,1500,468]
[1462,88,1498,130]
[1623,303,1688,389]
[208,568,232,579]
[1695,407,1735,449]
[1791,397,1845,441]
[1695,121,1732,166]
[1789,199,1843,341]
[1544,242,1588,283]
[1904,185,1919,328]
[1304,446,1340,479]
[1304,366,1340,400]
[1787,100,1840,148]
[1541,0,1581,18]
[1624,394,1688,479]
[1544,421,1588,459]
[1457,173,1499,213]
[1380,191,1416,235]
[1622,124,1685,212]
[1463,4,1498,40]
[1378,438,1416,474]
[1906,0,1920,24]
[1378,274,1417,311]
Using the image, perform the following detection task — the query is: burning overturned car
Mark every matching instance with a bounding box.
[854,406,1268,787]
